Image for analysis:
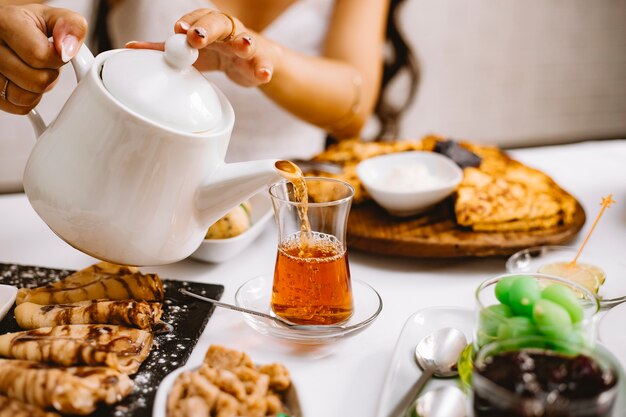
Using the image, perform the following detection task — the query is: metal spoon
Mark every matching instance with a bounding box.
[410,386,466,417]
[387,327,467,417]
[179,288,349,331]
[288,158,344,174]
[599,296,626,310]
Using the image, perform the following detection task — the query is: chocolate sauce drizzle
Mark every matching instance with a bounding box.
[0,263,223,417]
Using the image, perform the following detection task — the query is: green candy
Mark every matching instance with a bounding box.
[533,299,572,339]
[495,276,519,305]
[497,316,538,339]
[541,284,584,323]
[508,276,541,317]
[480,304,513,337]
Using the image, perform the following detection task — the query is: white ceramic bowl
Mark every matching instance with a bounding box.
[356,151,463,216]
[189,191,273,263]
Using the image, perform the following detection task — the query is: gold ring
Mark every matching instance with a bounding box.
[0,78,8,101]
[221,12,236,42]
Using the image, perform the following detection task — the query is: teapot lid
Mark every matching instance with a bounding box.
[101,34,222,133]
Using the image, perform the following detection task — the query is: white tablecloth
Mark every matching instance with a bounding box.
[1,140,625,416]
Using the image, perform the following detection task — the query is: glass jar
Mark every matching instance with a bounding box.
[472,336,620,417]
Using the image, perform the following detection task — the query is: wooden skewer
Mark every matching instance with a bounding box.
[570,194,616,265]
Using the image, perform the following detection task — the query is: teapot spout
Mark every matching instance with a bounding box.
[196,159,280,227]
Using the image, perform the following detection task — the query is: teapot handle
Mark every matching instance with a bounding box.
[27,43,95,138]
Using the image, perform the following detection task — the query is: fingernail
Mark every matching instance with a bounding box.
[194,28,207,39]
[125,41,138,47]
[259,68,272,80]
[178,21,190,31]
[242,36,252,46]
[61,35,79,62]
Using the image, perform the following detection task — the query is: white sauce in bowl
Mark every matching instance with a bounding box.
[373,164,448,192]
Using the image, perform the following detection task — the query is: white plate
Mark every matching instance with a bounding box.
[376,307,626,417]
[0,284,17,321]
[190,191,273,263]
[376,307,473,417]
[599,303,626,370]
[153,363,303,417]
[235,275,382,345]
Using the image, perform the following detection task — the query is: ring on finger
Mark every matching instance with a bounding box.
[0,78,8,101]
[220,12,237,42]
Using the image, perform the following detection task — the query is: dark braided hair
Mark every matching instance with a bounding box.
[92,0,112,54]
[374,0,419,140]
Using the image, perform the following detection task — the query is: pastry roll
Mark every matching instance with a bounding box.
[0,395,60,417]
[0,324,153,374]
[15,300,163,330]
[16,262,164,305]
[0,359,133,415]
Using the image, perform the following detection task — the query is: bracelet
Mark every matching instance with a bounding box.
[325,72,363,131]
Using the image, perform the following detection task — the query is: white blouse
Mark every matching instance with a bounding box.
[108,0,335,162]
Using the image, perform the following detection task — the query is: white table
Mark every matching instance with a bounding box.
[1,140,625,416]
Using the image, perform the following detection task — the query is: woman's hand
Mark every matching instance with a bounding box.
[0,4,87,115]
[127,9,281,88]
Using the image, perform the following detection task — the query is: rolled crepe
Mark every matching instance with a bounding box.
[15,300,163,330]
[0,359,133,415]
[16,262,164,305]
[0,324,153,374]
[0,395,60,417]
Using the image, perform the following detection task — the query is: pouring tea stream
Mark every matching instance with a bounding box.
[23,34,283,266]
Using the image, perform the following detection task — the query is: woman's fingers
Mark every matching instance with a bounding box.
[0,5,87,68]
[0,44,60,94]
[186,12,240,48]
[0,5,62,69]
[0,75,43,115]
[231,32,255,59]
[125,41,165,51]
[45,6,88,62]
[253,58,274,84]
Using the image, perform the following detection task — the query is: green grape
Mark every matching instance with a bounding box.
[533,299,572,340]
[476,330,496,349]
[553,330,587,355]
[480,304,513,337]
[497,316,538,339]
[495,276,519,305]
[508,276,541,317]
[541,284,584,323]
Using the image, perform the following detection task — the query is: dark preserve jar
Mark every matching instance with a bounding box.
[472,337,619,417]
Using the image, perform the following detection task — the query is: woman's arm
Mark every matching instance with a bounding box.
[128,0,389,138]
[260,0,390,138]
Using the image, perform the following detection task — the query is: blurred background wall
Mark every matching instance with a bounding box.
[392,0,626,147]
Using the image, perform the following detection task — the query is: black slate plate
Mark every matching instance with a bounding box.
[0,263,224,417]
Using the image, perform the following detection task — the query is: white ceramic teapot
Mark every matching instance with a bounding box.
[24,35,280,266]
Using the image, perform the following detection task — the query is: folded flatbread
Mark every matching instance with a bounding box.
[0,324,153,374]
[454,148,577,231]
[16,262,164,305]
[0,359,132,415]
[15,300,163,330]
[0,395,59,417]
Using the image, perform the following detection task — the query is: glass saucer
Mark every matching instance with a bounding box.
[234,275,382,344]
[506,245,626,302]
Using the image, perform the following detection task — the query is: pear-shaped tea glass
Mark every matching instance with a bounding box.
[269,177,355,326]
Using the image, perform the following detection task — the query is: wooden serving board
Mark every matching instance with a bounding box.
[347,198,586,258]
